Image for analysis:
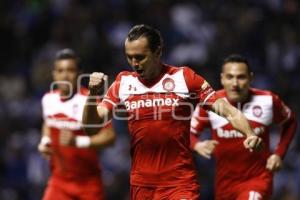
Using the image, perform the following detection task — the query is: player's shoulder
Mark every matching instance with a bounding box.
[250,88,274,96]
[116,71,137,78]
[42,89,59,99]
[250,88,284,104]
[78,87,89,96]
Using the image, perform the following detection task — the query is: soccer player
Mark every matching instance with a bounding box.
[190,54,297,200]
[38,48,116,200]
[83,24,262,200]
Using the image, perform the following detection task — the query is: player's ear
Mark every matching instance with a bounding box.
[249,72,254,82]
[154,46,162,57]
[220,73,225,86]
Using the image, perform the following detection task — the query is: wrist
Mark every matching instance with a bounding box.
[75,136,91,148]
[246,131,256,137]
[40,136,51,146]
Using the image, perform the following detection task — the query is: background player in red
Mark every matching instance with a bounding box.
[38,48,116,200]
[83,25,263,200]
[190,54,297,200]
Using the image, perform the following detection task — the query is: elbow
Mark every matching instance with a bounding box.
[106,130,117,146]
[283,112,297,129]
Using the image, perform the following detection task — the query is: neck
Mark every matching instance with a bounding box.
[147,63,163,81]
[228,91,250,105]
[59,88,77,100]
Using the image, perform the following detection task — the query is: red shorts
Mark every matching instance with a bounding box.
[130,183,200,200]
[42,176,104,200]
[216,172,272,200]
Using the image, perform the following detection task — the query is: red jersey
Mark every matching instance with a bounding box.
[190,88,296,194]
[42,87,101,180]
[100,64,218,187]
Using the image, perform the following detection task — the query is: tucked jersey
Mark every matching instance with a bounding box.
[100,64,218,187]
[190,88,295,193]
[42,87,101,180]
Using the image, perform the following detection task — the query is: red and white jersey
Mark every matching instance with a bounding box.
[190,88,295,192]
[42,87,101,180]
[100,64,218,187]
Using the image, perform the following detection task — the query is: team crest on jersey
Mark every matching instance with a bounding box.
[252,105,263,117]
[162,78,175,92]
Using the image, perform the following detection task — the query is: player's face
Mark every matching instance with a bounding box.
[125,37,162,80]
[221,62,252,102]
[53,59,79,94]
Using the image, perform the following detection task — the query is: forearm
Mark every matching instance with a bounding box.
[228,110,255,137]
[90,127,115,148]
[211,98,254,137]
[40,122,51,144]
[75,127,115,149]
[82,93,104,135]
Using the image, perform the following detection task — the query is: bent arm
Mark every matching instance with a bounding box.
[38,122,52,159]
[210,98,254,137]
[82,91,112,135]
[89,125,116,149]
[275,113,297,158]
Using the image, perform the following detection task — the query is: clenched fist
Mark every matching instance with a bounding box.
[266,154,282,172]
[88,72,108,95]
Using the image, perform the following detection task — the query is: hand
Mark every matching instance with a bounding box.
[243,135,263,152]
[266,154,282,172]
[194,140,219,159]
[88,72,108,95]
[59,130,75,146]
[38,140,52,160]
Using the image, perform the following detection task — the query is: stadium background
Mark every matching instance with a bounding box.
[0,0,299,199]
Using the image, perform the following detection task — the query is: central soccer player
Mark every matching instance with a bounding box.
[83,24,263,200]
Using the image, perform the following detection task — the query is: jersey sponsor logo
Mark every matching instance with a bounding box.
[252,105,263,117]
[45,118,82,130]
[216,126,265,138]
[124,98,179,110]
[162,78,175,92]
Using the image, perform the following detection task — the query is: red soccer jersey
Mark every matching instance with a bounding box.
[100,64,218,187]
[42,87,102,180]
[190,88,295,194]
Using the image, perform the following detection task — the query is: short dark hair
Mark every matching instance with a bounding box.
[222,54,252,73]
[55,48,81,69]
[127,24,163,52]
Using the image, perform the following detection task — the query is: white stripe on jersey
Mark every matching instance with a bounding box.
[118,69,190,102]
[102,99,117,107]
[203,91,215,104]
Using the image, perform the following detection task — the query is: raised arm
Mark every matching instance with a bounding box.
[210,98,263,151]
[82,72,112,135]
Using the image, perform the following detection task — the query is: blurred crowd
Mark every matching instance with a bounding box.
[0,0,299,199]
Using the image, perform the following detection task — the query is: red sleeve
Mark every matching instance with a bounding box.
[190,105,210,149]
[183,67,218,110]
[98,73,122,112]
[272,93,297,158]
